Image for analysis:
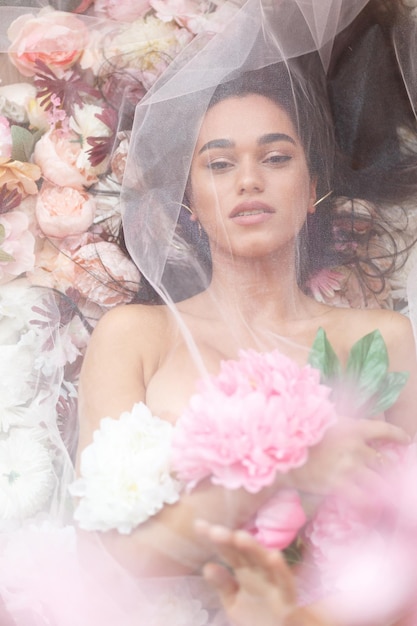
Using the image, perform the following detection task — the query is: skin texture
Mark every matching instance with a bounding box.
[77,95,417,582]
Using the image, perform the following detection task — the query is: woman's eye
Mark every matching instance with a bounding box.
[207,160,232,171]
[264,154,292,165]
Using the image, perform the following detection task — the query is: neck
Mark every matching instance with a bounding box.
[207,246,310,323]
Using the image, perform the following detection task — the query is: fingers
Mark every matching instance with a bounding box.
[202,562,239,607]
[195,520,296,603]
[352,419,410,445]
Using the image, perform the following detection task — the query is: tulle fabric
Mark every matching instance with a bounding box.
[0,527,227,626]
[121,0,371,305]
[0,1,417,625]
[0,280,75,530]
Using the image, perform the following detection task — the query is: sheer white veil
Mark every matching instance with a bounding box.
[121,0,371,304]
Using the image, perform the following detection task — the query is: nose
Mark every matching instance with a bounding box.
[236,159,264,194]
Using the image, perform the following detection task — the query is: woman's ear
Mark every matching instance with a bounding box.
[307,177,318,214]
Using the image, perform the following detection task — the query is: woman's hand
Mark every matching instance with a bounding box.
[290,417,410,498]
[195,520,331,626]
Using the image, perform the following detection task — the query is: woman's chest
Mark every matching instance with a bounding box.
[144,317,351,422]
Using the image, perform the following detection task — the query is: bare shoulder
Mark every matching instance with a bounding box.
[78,303,173,450]
[329,306,417,435]
[90,302,170,343]
[328,305,414,350]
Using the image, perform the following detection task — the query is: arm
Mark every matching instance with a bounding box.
[76,306,410,577]
[197,521,334,626]
[77,305,290,576]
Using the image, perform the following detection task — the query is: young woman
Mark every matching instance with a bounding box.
[74,0,417,623]
[0,1,415,625]
[77,31,417,580]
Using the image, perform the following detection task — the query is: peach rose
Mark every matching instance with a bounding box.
[34,128,98,189]
[7,9,88,77]
[36,183,96,238]
[0,211,35,284]
[72,241,140,306]
[0,158,41,196]
[29,238,75,291]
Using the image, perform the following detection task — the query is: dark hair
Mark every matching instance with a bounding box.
[126,0,417,304]
[206,60,335,198]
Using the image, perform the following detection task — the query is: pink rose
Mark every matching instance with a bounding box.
[0,117,12,159]
[36,183,95,238]
[29,238,76,291]
[72,241,140,307]
[34,128,98,189]
[7,10,88,77]
[0,211,35,283]
[251,489,306,550]
[93,0,151,21]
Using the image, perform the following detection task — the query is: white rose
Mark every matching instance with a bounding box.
[0,83,37,124]
[69,103,113,175]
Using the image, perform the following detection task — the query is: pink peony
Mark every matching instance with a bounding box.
[171,349,336,492]
[93,0,152,21]
[0,117,12,159]
[7,9,88,77]
[34,128,98,189]
[0,211,35,284]
[250,489,306,549]
[71,241,141,307]
[36,183,95,239]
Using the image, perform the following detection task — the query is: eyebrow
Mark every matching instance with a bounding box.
[198,133,296,154]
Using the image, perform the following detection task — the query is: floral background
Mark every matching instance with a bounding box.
[0,0,242,526]
[0,0,417,526]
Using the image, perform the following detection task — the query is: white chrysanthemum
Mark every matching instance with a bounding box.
[0,339,39,432]
[70,403,182,534]
[0,429,56,521]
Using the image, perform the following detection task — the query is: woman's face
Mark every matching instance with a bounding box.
[189,94,316,259]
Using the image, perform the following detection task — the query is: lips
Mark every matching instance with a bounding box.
[228,201,276,227]
[229,201,275,219]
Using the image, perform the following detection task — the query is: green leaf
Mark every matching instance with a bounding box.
[308,327,342,382]
[368,371,410,416]
[11,126,36,162]
[345,330,389,397]
[0,248,14,262]
[307,328,409,419]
